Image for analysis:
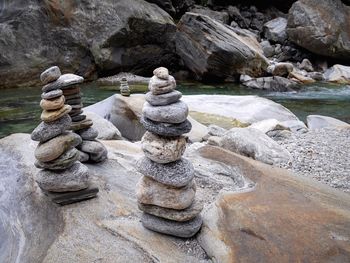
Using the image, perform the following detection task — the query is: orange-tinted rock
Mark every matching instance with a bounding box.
[197,146,350,263]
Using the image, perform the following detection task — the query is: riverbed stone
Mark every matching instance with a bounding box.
[41,89,63,100]
[137,157,194,188]
[139,199,203,222]
[40,96,65,111]
[141,213,202,238]
[140,116,191,137]
[41,105,72,123]
[70,118,93,131]
[31,114,71,143]
[136,176,196,210]
[142,101,188,124]
[153,67,169,80]
[148,75,176,95]
[34,132,82,162]
[42,74,84,92]
[141,132,186,164]
[77,140,107,155]
[77,127,98,141]
[35,162,89,192]
[35,148,79,170]
[40,66,61,85]
[145,90,182,106]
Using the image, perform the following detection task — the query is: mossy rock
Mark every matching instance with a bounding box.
[189,111,249,129]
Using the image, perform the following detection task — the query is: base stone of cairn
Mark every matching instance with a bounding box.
[120,77,130,96]
[57,74,108,164]
[31,66,98,205]
[136,67,203,238]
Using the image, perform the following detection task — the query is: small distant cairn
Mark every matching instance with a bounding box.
[136,67,203,238]
[64,77,108,163]
[120,77,130,96]
[31,66,98,205]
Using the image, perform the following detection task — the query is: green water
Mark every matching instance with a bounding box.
[0,82,349,139]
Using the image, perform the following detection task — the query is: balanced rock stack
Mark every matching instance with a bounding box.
[120,77,130,96]
[137,67,203,238]
[61,74,108,163]
[31,66,98,204]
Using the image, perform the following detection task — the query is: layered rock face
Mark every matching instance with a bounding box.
[176,12,268,81]
[0,0,178,88]
[287,0,350,60]
[136,67,203,237]
[31,67,97,201]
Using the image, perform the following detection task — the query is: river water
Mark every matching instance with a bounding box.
[0,82,349,139]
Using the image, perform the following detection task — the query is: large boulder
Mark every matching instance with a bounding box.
[0,0,178,88]
[287,0,350,60]
[263,17,288,43]
[307,115,350,130]
[176,13,268,81]
[324,64,350,84]
[189,6,229,24]
[241,76,298,91]
[218,128,291,165]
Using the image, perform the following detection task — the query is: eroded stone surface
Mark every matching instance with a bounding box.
[153,67,169,80]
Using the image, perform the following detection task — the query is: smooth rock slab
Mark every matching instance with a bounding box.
[40,66,61,85]
[143,101,188,124]
[35,148,79,170]
[34,132,82,162]
[137,157,194,187]
[40,95,65,111]
[139,199,203,222]
[41,89,63,100]
[41,105,72,123]
[148,75,176,95]
[145,90,182,106]
[36,162,89,192]
[306,115,350,130]
[31,114,71,143]
[42,74,84,92]
[141,132,186,164]
[136,176,196,210]
[77,127,98,141]
[141,213,202,238]
[140,116,191,137]
[153,67,169,80]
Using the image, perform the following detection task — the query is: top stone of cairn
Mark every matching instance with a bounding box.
[153,67,169,80]
[40,66,61,85]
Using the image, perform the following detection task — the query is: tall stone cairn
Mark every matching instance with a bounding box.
[120,77,130,96]
[31,66,97,202]
[136,67,203,238]
[62,78,108,163]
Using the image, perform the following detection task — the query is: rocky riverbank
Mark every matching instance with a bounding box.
[1,0,350,88]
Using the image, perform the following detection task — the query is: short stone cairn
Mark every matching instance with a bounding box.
[31,66,98,205]
[136,67,203,238]
[62,77,108,163]
[120,77,130,96]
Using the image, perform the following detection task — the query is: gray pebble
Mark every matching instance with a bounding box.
[140,116,192,137]
[40,66,61,84]
[78,127,98,141]
[35,148,79,170]
[41,89,63,100]
[143,101,189,124]
[145,90,182,106]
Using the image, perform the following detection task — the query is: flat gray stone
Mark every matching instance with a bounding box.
[64,93,81,100]
[137,157,194,187]
[48,186,99,206]
[36,162,89,192]
[141,213,203,238]
[40,66,61,84]
[78,140,106,154]
[42,73,84,92]
[31,114,71,143]
[145,90,182,106]
[140,116,192,137]
[65,98,82,105]
[139,199,203,222]
[70,118,93,131]
[41,89,63,100]
[78,127,98,141]
[35,148,79,170]
[142,101,188,124]
[148,75,176,95]
[71,114,86,122]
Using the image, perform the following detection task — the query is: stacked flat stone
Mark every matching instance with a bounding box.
[120,77,130,96]
[136,67,203,238]
[60,74,108,163]
[31,66,92,195]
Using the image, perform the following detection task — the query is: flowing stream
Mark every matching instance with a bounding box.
[0,82,349,139]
